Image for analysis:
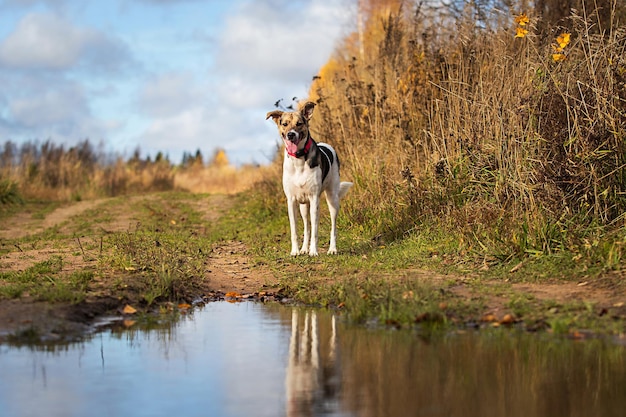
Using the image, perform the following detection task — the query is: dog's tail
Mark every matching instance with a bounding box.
[339,182,353,200]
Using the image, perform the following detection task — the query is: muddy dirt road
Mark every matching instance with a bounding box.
[0,194,278,341]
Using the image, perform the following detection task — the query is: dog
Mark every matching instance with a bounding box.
[266,101,352,256]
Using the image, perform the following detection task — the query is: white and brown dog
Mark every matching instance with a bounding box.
[266,101,352,256]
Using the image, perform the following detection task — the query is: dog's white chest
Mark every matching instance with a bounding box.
[283,158,321,203]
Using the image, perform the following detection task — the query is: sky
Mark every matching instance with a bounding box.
[0,0,355,166]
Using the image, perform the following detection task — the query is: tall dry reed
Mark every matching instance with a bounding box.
[307,0,626,256]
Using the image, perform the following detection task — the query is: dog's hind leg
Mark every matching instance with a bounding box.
[287,198,300,256]
[308,196,320,256]
[326,193,340,255]
[299,203,310,255]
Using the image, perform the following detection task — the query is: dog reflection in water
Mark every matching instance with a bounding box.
[286,309,339,416]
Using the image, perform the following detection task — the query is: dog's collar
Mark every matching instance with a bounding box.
[285,135,312,159]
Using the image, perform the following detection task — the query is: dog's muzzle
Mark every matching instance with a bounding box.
[286,131,299,143]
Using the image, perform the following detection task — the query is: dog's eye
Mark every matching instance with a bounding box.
[282,122,288,127]
[296,121,303,126]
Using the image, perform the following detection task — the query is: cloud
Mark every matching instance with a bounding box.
[137,71,205,118]
[132,0,353,165]
[0,71,120,142]
[216,0,352,82]
[0,12,132,74]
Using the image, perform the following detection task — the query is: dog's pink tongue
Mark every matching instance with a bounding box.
[285,140,298,155]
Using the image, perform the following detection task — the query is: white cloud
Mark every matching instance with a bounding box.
[137,71,205,118]
[10,82,86,128]
[0,12,132,73]
[216,0,352,82]
[0,72,120,142]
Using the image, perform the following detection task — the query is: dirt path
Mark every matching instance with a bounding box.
[1,194,625,342]
[0,194,278,342]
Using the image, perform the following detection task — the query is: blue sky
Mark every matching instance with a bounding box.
[0,0,354,165]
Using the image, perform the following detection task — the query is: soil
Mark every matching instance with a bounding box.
[0,194,279,342]
[1,194,625,342]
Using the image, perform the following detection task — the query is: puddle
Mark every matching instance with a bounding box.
[1,302,625,417]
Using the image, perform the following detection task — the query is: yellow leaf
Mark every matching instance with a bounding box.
[515,27,528,38]
[557,32,571,49]
[514,13,529,26]
[123,320,136,327]
[122,304,137,314]
[500,314,516,324]
[481,314,498,323]
[552,53,566,62]
[178,303,191,310]
[225,292,242,298]
[170,219,177,225]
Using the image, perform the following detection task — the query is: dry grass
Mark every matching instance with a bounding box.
[0,139,274,202]
[304,0,626,261]
[174,164,277,195]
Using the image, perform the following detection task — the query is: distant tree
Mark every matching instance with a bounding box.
[209,148,230,168]
[194,149,204,166]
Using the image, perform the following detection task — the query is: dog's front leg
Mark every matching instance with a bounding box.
[308,196,320,256]
[299,203,310,254]
[287,198,300,256]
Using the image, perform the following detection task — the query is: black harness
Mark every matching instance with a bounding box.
[317,144,334,182]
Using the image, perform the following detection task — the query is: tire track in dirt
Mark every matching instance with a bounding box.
[0,199,105,240]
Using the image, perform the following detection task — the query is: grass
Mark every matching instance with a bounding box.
[205,185,625,335]
[0,193,215,309]
[0,257,93,303]
[1,2,625,337]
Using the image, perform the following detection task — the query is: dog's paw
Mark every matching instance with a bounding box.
[290,249,299,256]
[327,248,337,255]
[308,249,319,257]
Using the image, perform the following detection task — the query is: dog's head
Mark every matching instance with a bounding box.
[266,101,315,156]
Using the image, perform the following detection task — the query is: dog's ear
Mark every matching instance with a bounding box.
[300,101,316,121]
[266,110,283,125]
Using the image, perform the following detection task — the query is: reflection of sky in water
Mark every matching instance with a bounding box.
[0,303,290,417]
[3,302,626,417]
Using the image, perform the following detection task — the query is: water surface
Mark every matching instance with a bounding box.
[1,302,625,417]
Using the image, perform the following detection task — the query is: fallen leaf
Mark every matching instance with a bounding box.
[123,320,136,327]
[613,302,625,308]
[123,304,137,314]
[225,292,242,298]
[178,303,191,310]
[481,314,498,323]
[570,330,585,340]
[500,314,516,324]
